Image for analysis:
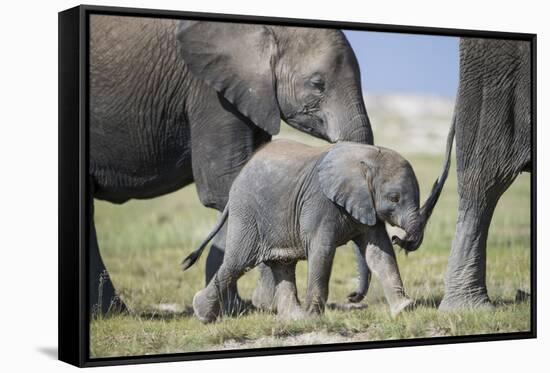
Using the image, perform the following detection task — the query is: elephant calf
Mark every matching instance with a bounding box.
[182,139,424,323]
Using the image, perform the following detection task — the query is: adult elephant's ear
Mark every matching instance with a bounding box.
[317,143,378,226]
[177,20,280,136]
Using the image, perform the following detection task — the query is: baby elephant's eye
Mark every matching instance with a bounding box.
[308,74,325,92]
[389,194,400,203]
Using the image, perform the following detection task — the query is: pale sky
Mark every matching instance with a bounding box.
[344,30,459,97]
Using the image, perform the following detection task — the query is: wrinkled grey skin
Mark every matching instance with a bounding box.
[182,140,432,323]
[435,39,531,310]
[88,16,373,314]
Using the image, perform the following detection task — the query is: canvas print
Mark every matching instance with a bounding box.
[87,14,532,358]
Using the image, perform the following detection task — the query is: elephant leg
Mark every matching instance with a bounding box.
[193,258,254,323]
[205,217,227,285]
[268,261,306,320]
[347,242,371,303]
[252,263,277,311]
[193,219,256,323]
[204,215,246,313]
[304,243,336,315]
[89,198,128,315]
[357,225,413,317]
[439,197,501,311]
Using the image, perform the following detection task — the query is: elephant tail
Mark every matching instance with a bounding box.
[418,111,456,223]
[181,205,229,272]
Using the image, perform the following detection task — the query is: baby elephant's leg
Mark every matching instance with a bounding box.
[193,263,234,323]
[347,241,371,303]
[193,219,257,323]
[204,219,248,313]
[252,263,276,311]
[356,225,413,316]
[268,261,307,320]
[304,243,336,315]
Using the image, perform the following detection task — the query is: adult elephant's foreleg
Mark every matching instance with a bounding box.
[89,200,128,315]
[189,105,271,298]
[439,198,499,311]
[205,218,227,285]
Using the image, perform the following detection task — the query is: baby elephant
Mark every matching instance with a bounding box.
[183,139,424,323]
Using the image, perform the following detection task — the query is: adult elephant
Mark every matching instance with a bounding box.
[436,38,532,310]
[88,15,375,314]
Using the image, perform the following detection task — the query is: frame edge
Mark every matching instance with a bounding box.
[58,5,86,367]
[58,4,537,367]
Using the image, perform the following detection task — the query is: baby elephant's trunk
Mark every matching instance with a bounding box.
[392,214,424,252]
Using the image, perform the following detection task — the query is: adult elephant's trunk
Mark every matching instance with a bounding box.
[393,114,456,252]
[331,89,374,145]
[339,112,374,145]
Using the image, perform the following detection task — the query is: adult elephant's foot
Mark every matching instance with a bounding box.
[440,205,496,312]
[347,291,366,303]
[90,269,129,316]
[390,297,414,317]
[304,297,327,316]
[89,214,129,316]
[439,292,494,311]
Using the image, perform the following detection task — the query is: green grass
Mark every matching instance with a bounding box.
[90,124,531,358]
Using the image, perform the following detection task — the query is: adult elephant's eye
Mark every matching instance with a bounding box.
[389,194,400,203]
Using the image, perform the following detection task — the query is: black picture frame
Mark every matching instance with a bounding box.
[58,4,537,368]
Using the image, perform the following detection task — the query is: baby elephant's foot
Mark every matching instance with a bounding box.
[193,289,220,323]
[277,307,309,322]
[390,297,414,317]
[224,296,253,317]
[252,266,277,312]
[277,301,309,321]
[252,288,275,312]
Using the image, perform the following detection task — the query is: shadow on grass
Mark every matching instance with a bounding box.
[136,306,195,320]
[493,290,531,307]
[92,291,530,324]
[91,305,196,321]
[411,295,444,309]
[135,299,260,321]
[412,289,530,310]
[327,303,369,311]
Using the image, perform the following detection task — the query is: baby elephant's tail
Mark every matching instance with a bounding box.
[181,205,229,272]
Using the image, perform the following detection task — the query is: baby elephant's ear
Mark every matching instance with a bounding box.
[317,143,377,226]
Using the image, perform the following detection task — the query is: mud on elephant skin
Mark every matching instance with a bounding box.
[182,139,445,323]
[88,16,374,314]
